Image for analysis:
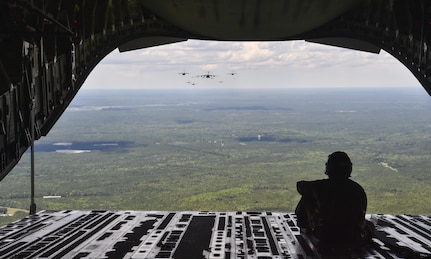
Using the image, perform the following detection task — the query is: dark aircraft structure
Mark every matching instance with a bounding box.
[198,72,217,79]
[1,0,431,258]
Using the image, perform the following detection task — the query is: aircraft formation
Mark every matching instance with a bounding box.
[178,71,238,86]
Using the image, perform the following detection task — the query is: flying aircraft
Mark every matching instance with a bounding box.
[178,71,189,76]
[197,71,217,79]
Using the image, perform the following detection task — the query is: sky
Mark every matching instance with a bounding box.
[83,39,421,90]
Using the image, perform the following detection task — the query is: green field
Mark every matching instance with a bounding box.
[0,208,28,226]
[1,87,431,226]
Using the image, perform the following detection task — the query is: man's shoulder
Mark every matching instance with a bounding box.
[346,179,365,190]
[298,179,328,187]
[307,179,329,184]
[345,179,367,200]
[297,179,328,195]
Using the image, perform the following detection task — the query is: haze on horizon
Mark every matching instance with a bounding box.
[83,40,422,91]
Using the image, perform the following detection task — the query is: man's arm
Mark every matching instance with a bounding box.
[297,180,320,196]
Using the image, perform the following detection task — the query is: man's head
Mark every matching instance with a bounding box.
[325,151,352,179]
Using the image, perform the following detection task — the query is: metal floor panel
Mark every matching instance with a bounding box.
[0,210,430,258]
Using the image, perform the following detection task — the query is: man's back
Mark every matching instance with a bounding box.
[303,178,367,245]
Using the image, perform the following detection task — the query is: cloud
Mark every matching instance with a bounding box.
[85,39,420,89]
[101,40,396,71]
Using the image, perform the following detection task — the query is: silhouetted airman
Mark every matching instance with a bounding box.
[295,151,373,255]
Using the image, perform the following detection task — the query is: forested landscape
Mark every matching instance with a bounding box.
[1,87,431,226]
